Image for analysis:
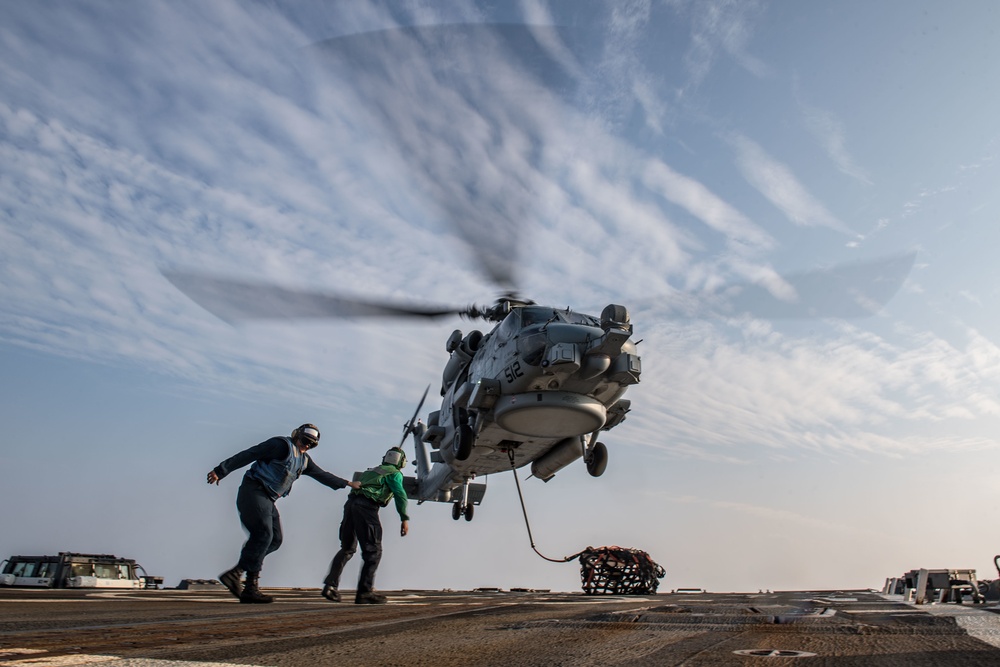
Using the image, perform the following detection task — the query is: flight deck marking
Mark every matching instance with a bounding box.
[1,649,267,666]
[87,593,223,602]
[733,649,818,658]
[0,602,518,663]
[3,651,118,666]
[0,603,522,667]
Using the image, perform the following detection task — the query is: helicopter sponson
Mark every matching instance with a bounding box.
[406,302,639,520]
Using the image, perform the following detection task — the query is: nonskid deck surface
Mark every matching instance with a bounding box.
[2,588,1000,666]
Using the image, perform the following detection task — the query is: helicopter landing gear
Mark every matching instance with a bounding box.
[455,423,474,461]
[452,478,475,521]
[585,441,608,477]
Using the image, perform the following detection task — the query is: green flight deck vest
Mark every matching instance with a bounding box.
[354,464,399,507]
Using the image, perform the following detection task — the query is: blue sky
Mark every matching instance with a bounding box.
[2,0,1000,593]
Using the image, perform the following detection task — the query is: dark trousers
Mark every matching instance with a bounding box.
[236,478,282,573]
[324,495,382,594]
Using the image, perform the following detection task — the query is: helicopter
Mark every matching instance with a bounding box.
[162,23,916,522]
[162,268,642,521]
[165,249,913,523]
[404,297,639,521]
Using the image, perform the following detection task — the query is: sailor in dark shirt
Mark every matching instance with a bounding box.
[206,423,359,603]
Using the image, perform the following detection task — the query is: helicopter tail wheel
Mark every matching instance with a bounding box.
[586,442,608,477]
[464,503,474,521]
[455,423,474,460]
[452,503,462,521]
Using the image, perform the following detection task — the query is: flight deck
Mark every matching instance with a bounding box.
[2,587,1000,666]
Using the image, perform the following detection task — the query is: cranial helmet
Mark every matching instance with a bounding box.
[383,446,407,469]
[292,423,320,448]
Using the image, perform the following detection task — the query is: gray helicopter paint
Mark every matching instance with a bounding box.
[409,304,639,506]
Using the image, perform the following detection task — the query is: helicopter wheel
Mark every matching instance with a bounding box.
[452,503,462,521]
[464,503,474,521]
[586,442,608,477]
[455,424,474,461]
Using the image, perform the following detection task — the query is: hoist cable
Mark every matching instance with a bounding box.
[507,449,581,564]
[505,449,666,595]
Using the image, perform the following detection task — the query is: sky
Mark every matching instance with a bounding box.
[2,0,1000,594]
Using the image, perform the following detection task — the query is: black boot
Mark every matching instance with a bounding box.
[219,566,244,600]
[355,591,387,605]
[321,585,341,602]
[240,571,274,604]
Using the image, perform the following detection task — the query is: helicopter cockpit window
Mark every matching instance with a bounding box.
[519,307,600,327]
[518,330,547,365]
[520,307,559,326]
[496,308,521,339]
[561,310,601,326]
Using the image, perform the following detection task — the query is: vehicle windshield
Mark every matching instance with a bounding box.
[70,563,93,577]
[10,561,37,577]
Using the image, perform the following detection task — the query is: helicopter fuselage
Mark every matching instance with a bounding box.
[410,303,640,509]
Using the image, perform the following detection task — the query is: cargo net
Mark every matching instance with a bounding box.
[571,546,666,595]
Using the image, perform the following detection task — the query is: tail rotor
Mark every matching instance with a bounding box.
[399,385,430,449]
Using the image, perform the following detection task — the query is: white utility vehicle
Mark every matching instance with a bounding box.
[0,552,162,589]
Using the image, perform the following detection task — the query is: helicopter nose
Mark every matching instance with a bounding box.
[579,354,611,380]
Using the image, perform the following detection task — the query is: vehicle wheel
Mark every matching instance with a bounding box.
[452,503,462,521]
[455,424,474,460]
[464,503,474,522]
[586,442,608,477]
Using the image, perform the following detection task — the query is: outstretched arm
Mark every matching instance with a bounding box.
[303,456,361,490]
[208,437,287,484]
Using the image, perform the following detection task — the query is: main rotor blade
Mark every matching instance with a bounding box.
[311,25,584,293]
[163,271,468,322]
[660,252,917,320]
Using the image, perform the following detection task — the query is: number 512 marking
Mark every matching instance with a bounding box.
[503,361,524,383]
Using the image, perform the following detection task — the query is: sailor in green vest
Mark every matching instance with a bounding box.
[322,446,410,604]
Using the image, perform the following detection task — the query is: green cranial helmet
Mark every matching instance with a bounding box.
[382,446,407,469]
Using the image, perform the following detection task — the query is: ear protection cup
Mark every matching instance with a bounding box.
[382,447,407,468]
